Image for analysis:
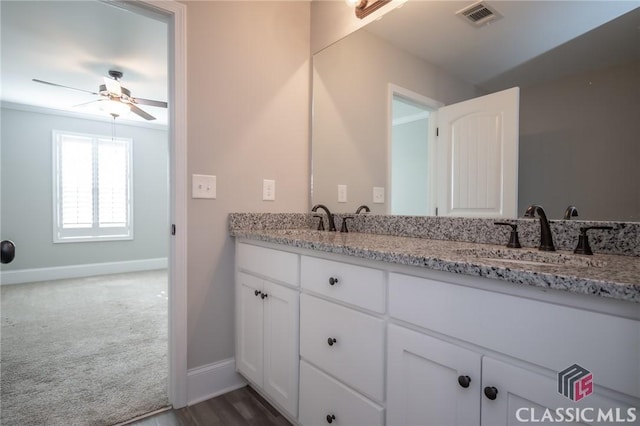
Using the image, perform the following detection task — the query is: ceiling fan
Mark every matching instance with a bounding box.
[32,69,167,120]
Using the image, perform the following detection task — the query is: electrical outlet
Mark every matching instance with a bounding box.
[263,179,276,201]
[338,185,348,203]
[192,174,216,199]
[373,187,385,203]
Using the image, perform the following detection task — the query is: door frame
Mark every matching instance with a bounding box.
[387,84,443,215]
[106,0,188,408]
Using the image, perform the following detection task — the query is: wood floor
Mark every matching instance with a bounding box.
[127,386,292,426]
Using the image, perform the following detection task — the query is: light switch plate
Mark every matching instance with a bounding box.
[373,187,385,203]
[338,184,348,203]
[263,179,276,201]
[192,174,216,199]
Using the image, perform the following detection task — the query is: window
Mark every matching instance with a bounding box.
[53,130,133,242]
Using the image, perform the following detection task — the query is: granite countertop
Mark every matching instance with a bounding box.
[232,229,640,303]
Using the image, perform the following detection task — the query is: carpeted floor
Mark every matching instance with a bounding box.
[0,270,169,426]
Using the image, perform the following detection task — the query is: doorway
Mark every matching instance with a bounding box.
[0,0,188,420]
[389,85,442,216]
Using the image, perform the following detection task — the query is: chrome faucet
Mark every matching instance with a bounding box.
[524,205,555,251]
[311,204,336,232]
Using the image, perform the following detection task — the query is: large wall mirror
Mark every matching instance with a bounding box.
[311,1,639,221]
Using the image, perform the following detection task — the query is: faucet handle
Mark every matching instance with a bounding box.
[574,226,614,255]
[340,216,354,233]
[494,222,522,248]
[313,215,325,231]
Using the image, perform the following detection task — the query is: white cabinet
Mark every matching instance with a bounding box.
[387,272,640,426]
[299,256,386,425]
[387,324,481,426]
[236,244,299,418]
[299,361,385,426]
[300,294,385,402]
[235,240,639,426]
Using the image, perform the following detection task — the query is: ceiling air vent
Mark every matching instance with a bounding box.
[456,1,502,27]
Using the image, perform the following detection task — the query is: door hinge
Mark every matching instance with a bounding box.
[171,224,176,235]
[436,127,439,137]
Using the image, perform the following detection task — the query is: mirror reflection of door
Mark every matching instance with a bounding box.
[437,87,519,219]
[390,86,442,216]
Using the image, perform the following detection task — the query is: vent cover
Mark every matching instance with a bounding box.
[456,1,502,27]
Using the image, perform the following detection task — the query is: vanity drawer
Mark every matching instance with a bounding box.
[301,256,386,312]
[299,361,384,426]
[236,243,298,286]
[300,294,385,402]
[388,272,640,398]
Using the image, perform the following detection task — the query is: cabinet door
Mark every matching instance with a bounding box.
[263,281,300,417]
[236,272,264,387]
[387,324,482,426]
[481,357,639,425]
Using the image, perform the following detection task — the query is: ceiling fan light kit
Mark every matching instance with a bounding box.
[31,69,167,121]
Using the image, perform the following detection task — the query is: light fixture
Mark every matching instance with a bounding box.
[101,99,130,118]
[346,0,392,19]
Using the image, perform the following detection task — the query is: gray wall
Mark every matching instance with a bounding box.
[518,60,640,221]
[0,107,169,270]
[312,28,479,214]
[184,1,310,369]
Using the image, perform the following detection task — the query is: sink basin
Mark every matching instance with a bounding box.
[455,248,606,268]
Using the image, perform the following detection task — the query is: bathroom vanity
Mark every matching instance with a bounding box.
[232,220,640,426]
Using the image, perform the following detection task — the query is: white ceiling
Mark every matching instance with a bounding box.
[365,1,639,92]
[1,1,638,127]
[1,1,168,126]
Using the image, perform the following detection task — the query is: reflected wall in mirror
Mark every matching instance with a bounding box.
[311,1,640,221]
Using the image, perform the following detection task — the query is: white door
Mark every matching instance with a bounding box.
[436,87,519,218]
[235,272,264,387]
[481,357,639,425]
[262,280,299,417]
[387,324,482,426]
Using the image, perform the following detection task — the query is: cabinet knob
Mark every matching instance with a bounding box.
[484,386,498,400]
[261,293,268,300]
[457,375,471,388]
[254,290,261,297]
[327,337,337,346]
[326,414,336,424]
[329,277,339,286]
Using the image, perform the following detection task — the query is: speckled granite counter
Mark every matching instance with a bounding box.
[232,228,640,304]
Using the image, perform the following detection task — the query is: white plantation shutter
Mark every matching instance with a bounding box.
[97,139,129,228]
[53,131,132,242]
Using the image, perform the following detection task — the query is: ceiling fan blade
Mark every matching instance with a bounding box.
[73,99,101,108]
[104,77,122,96]
[133,97,168,108]
[130,104,156,121]
[32,79,99,95]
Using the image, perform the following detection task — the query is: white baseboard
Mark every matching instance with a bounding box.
[0,258,168,285]
[187,358,247,406]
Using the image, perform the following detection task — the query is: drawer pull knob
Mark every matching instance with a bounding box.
[329,277,339,286]
[326,414,336,424]
[261,293,268,300]
[484,386,498,400]
[254,290,261,297]
[457,375,471,388]
[327,337,337,346]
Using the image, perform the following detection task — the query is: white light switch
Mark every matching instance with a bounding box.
[373,187,385,204]
[338,184,348,203]
[263,179,276,201]
[192,174,216,199]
